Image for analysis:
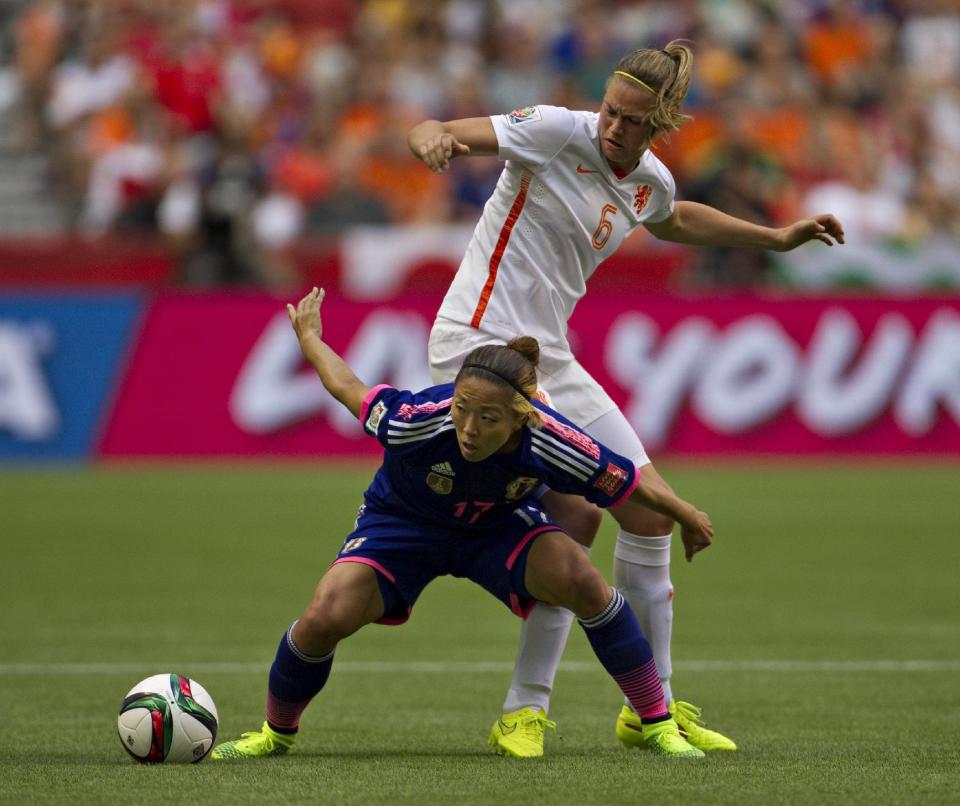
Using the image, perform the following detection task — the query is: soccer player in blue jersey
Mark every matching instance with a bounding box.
[212,287,715,760]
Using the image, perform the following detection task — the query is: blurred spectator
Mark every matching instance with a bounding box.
[803,113,908,244]
[168,125,266,287]
[804,1,875,104]
[13,0,64,148]
[486,21,556,111]
[302,140,390,237]
[0,0,958,288]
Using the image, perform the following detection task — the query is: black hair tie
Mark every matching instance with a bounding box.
[460,363,531,400]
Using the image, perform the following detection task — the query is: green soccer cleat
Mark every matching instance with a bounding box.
[210,721,296,760]
[640,718,705,759]
[488,707,557,758]
[670,700,737,752]
[616,706,705,758]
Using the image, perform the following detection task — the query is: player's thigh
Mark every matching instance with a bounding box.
[298,562,384,642]
[333,512,451,626]
[539,489,603,547]
[428,320,496,384]
[536,350,619,428]
[524,531,611,617]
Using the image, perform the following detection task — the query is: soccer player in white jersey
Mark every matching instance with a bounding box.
[408,41,845,757]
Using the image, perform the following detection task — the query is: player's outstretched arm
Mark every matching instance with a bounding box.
[645,201,845,252]
[408,117,499,173]
[627,474,714,562]
[287,287,369,418]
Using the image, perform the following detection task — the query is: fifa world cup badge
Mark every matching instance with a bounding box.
[508,106,541,125]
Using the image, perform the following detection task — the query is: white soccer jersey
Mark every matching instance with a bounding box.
[435,104,677,352]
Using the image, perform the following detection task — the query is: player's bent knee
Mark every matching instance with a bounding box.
[572,506,604,547]
[558,561,611,618]
[300,592,368,646]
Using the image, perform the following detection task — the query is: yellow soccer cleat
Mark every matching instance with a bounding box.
[615,704,647,748]
[641,718,705,759]
[670,700,737,752]
[616,702,737,752]
[210,721,296,760]
[488,707,557,758]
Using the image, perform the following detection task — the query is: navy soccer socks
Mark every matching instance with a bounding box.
[266,621,334,733]
[579,589,670,722]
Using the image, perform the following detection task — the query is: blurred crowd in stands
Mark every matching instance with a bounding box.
[0,0,958,287]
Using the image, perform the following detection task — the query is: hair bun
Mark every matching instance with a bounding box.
[506,335,541,368]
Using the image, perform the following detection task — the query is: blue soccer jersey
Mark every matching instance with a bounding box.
[357,383,639,530]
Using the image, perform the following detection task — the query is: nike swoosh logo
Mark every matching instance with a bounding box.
[497,719,517,735]
[576,163,598,174]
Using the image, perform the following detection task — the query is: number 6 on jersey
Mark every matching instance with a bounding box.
[592,204,618,250]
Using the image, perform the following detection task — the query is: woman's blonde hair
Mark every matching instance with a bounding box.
[610,40,694,147]
[455,336,542,428]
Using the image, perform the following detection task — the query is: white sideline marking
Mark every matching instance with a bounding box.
[0,659,958,676]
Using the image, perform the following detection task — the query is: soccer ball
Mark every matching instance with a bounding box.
[117,673,219,763]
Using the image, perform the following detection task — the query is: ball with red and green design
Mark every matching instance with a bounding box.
[118,673,219,763]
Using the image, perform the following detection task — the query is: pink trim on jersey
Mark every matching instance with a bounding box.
[509,593,537,620]
[332,555,396,583]
[538,411,601,459]
[505,525,558,571]
[609,466,640,508]
[332,557,411,625]
[395,398,452,421]
[375,610,412,626]
[471,174,532,328]
[358,384,391,424]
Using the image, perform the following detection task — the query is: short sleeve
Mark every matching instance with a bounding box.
[491,105,578,170]
[643,155,677,224]
[359,385,454,454]
[359,384,394,440]
[530,408,638,508]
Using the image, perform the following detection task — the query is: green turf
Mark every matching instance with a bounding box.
[1,463,959,805]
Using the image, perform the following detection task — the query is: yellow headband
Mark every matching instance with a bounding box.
[613,70,657,95]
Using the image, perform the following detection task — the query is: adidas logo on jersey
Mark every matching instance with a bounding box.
[430,462,455,477]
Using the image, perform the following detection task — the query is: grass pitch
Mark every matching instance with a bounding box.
[1,462,959,805]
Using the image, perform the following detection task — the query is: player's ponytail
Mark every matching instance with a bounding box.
[610,39,694,147]
[456,338,542,428]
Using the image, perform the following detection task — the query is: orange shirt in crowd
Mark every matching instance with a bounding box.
[805,19,872,82]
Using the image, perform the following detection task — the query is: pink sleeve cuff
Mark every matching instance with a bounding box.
[609,465,640,509]
[358,384,392,424]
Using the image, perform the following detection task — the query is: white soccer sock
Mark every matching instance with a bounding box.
[613,531,674,706]
[501,545,590,714]
[502,603,575,714]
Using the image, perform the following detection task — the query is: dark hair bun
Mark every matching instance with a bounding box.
[506,335,540,368]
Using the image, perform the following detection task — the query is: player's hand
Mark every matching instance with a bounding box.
[775,214,845,251]
[679,509,713,562]
[418,133,471,173]
[287,287,325,345]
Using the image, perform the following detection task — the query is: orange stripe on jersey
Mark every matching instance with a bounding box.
[470,174,531,329]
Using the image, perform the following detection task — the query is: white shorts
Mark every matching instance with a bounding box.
[429,318,650,466]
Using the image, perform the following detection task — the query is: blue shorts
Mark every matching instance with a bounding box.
[333,501,563,624]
